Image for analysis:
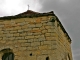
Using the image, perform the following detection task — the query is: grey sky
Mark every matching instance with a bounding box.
[0,0,79,60]
[38,0,80,60]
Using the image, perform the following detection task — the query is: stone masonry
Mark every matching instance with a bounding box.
[0,10,73,60]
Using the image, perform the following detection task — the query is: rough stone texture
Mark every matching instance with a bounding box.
[0,15,73,60]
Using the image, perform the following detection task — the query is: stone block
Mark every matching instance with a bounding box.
[50,33,56,36]
[20,33,26,36]
[48,28,55,32]
[0,34,5,37]
[33,28,39,30]
[33,50,41,55]
[21,43,31,47]
[45,25,51,29]
[0,25,4,27]
[42,30,47,33]
[38,37,45,41]
[18,30,23,32]
[31,42,40,47]
[15,37,24,40]
[27,39,34,43]
[36,19,41,23]
[41,50,51,55]
[24,28,32,32]
[6,34,13,37]
[32,32,41,35]
[41,21,48,23]
[13,26,21,30]
[46,37,54,40]
[29,21,35,24]
[47,45,52,49]
[0,37,2,40]
[5,28,13,31]
[34,35,40,38]
[27,32,33,35]
[33,38,39,42]
[51,45,57,50]
[13,33,19,37]
[18,22,26,26]
[8,37,15,40]
[41,42,44,45]
[18,40,27,42]
[30,30,41,33]
[28,24,35,28]
[3,37,9,40]
[35,24,42,27]
[43,23,47,26]
[19,47,27,51]
[21,25,28,29]
[26,47,33,50]
[44,41,51,45]
[45,33,51,36]
[0,40,6,43]
[39,45,48,50]
[10,30,17,33]
[32,46,38,50]
[47,22,54,25]
[26,36,34,39]
[40,26,45,30]
[15,19,25,23]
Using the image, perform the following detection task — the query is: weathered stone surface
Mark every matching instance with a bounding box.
[28,24,35,28]
[46,37,54,40]
[18,40,27,42]
[31,42,40,47]
[45,33,51,36]
[48,29,54,32]
[13,33,19,37]
[39,45,48,50]
[35,24,42,27]
[26,47,32,50]
[44,41,51,45]
[26,36,34,39]
[0,15,72,60]
[27,39,34,43]
[21,43,31,47]
[18,30,23,32]
[42,30,47,33]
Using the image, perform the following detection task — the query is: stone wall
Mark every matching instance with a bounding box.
[54,20,73,60]
[0,16,72,60]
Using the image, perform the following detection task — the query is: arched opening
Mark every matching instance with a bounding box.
[2,52,14,60]
[46,57,49,60]
[0,48,14,60]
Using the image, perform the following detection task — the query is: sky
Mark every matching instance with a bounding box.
[0,0,80,60]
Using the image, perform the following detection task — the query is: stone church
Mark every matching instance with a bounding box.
[0,10,73,60]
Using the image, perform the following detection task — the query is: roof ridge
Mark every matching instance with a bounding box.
[17,10,39,16]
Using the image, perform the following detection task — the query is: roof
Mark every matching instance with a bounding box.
[0,10,54,20]
[17,10,39,15]
[0,10,71,42]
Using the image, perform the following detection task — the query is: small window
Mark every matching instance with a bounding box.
[2,52,14,60]
[46,57,49,60]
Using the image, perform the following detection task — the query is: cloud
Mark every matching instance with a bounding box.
[39,0,80,60]
[0,0,41,17]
